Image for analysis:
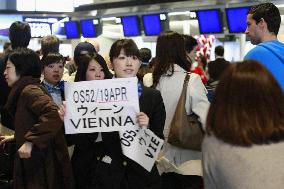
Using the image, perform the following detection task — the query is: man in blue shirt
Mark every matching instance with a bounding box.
[244,3,284,91]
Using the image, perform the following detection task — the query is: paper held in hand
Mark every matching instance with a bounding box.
[63,77,163,172]
[64,77,140,134]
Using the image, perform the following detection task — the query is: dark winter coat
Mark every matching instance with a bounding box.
[4,76,75,189]
[69,86,166,189]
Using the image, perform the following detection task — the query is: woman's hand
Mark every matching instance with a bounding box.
[137,112,149,128]
[0,135,14,146]
[18,142,33,159]
[58,101,66,121]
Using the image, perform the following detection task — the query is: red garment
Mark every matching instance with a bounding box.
[192,66,207,84]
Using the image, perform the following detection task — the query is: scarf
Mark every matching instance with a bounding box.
[42,80,65,94]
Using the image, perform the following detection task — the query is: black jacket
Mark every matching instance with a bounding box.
[70,86,166,189]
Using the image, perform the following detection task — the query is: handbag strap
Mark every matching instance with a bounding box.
[180,73,191,114]
[182,73,190,94]
[172,73,191,116]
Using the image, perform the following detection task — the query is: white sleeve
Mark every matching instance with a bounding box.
[185,73,210,130]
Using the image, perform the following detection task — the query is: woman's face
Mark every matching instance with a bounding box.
[43,62,64,85]
[4,60,20,87]
[187,46,197,62]
[111,49,141,78]
[86,59,105,81]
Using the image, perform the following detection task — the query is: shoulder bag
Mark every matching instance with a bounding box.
[167,74,204,151]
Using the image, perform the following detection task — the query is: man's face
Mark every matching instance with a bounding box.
[245,14,262,45]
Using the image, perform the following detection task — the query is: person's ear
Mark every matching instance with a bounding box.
[258,18,266,29]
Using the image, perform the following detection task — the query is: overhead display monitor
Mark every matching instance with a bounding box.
[0,15,23,39]
[121,16,141,37]
[24,16,61,38]
[64,21,80,39]
[142,14,163,36]
[80,19,97,38]
[52,22,66,38]
[226,7,250,33]
[196,9,223,34]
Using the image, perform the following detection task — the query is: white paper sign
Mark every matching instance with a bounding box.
[64,77,164,171]
[64,77,139,134]
[119,127,164,172]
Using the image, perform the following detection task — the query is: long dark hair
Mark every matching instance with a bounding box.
[206,60,284,146]
[75,53,113,82]
[152,31,190,87]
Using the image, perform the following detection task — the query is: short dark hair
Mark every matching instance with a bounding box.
[8,48,41,78]
[3,42,12,54]
[208,59,230,80]
[214,45,224,57]
[73,42,97,66]
[249,3,281,35]
[41,35,60,57]
[75,53,113,82]
[109,39,140,62]
[41,52,65,68]
[3,42,11,50]
[206,60,284,146]
[183,35,198,53]
[139,48,152,63]
[9,21,31,49]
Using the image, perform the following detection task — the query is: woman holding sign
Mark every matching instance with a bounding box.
[67,53,113,189]
[59,39,166,189]
[0,48,74,189]
[92,39,166,189]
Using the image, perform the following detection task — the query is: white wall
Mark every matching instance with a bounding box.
[211,39,256,62]
[96,35,116,57]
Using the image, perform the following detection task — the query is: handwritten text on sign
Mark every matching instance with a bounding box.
[64,77,139,134]
[120,127,164,172]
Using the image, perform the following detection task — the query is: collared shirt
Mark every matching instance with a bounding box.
[42,80,63,106]
[137,81,143,97]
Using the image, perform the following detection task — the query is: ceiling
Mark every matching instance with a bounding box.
[73,0,258,18]
[69,0,284,39]
[2,0,282,40]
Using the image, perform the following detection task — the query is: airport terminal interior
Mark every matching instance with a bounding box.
[1,0,284,189]
[0,0,284,61]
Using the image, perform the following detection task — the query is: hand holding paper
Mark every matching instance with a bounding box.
[137,112,149,128]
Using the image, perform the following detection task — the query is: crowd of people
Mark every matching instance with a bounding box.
[0,2,283,189]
